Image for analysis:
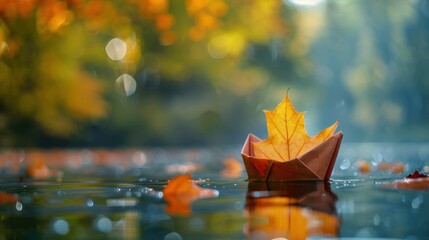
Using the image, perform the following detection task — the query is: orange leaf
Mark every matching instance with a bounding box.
[377,162,405,174]
[252,94,339,162]
[220,157,243,178]
[27,156,52,179]
[0,192,19,205]
[163,174,218,215]
[383,171,429,190]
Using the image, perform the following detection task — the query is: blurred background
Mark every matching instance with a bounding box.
[0,0,428,148]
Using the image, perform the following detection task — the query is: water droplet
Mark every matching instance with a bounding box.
[15,201,23,211]
[53,219,69,235]
[95,216,112,233]
[373,214,380,226]
[86,199,94,207]
[340,159,351,170]
[157,192,163,198]
[411,195,424,209]
[116,74,137,96]
[106,38,127,60]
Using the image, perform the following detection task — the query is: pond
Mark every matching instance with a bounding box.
[0,144,428,239]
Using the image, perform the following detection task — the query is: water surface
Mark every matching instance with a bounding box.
[0,143,428,239]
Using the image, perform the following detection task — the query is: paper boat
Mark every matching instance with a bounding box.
[241,132,343,181]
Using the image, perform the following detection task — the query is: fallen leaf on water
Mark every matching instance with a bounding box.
[163,174,218,215]
[27,158,52,179]
[220,157,243,178]
[252,94,339,162]
[384,171,429,190]
[377,162,405,174]
[356,159,371,174]
[0,192,19,205]
[406,170,428,179]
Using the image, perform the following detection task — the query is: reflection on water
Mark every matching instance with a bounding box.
[245,181,339,239]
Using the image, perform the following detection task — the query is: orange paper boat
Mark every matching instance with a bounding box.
[241,131,343,181]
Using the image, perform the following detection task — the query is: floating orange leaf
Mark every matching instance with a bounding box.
[377,162,405,174]
[0,192,19,205]
[384,171,429,190]
[220,157,243,178]
[163,174,218,215]
[27,154,52,179]
[253,94,339,162]
[357,159,371,174]
[407,171,429,179]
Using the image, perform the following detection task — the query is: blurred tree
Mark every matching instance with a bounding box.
[0,0,311,147]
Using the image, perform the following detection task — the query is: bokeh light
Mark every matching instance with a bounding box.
[106,38,127,61]
[285,0,325,8]
[116,73,137,96]
[53,219,69,236]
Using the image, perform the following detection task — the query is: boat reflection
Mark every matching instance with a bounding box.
[245,181,339,239]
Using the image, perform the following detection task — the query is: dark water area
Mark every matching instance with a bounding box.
[0,144,428,239]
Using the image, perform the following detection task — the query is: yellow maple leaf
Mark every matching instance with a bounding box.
[252,94,339,162]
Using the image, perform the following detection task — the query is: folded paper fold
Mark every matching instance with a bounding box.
[241,131,343,181]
